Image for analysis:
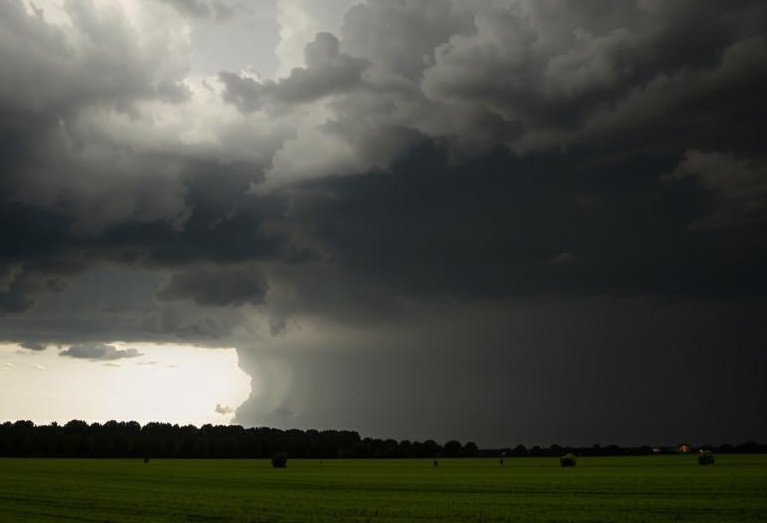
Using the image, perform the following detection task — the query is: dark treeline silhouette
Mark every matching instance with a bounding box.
[1,420,764,459]
[0,420,477,459]
[492,441,767,458]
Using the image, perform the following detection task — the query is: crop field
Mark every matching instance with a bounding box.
[1,455,766,521]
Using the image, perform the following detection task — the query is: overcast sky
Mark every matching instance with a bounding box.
[1,0,766,447]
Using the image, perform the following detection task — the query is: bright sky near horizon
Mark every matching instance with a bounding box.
[0,343,250,427]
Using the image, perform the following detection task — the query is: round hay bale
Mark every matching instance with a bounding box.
[271,452,288,468]
[560,453,577,467]
[698,450,715,465]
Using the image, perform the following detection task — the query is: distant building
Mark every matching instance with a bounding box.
[677,443,691,453]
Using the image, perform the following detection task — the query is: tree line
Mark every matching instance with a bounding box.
[0,420,764,459]
[0,420,476,459]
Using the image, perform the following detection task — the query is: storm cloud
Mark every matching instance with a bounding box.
[156,265,269,307]
[0,0,765,446]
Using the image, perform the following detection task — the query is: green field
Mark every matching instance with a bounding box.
[1,456,766,521]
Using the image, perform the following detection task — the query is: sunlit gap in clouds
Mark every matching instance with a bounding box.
[0,343,250,427]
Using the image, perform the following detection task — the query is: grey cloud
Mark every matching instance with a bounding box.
[0,266,70,314]
[0,1,764,320]
[269,317,287,337]
[220,32,369,112]
[156,265,269,307]
[0,275,36,314]
[340,0,474,80]
[0,1,189,115]
[280,146,766,304]
[59,343,143,361]
[420,1,767,155]
[0,265,272,351]
[155,0,237,22]
[12,141,192,237]
[250,0,766,190]
[0,1,193,244]
[665,150,767,230]
[0,155,290,317]
[18,341,48,352]
[215,403,234,414]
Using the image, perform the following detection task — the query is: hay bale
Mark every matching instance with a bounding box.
[698,450,715,465]
[271,452,288,468]
[560,453,577,467]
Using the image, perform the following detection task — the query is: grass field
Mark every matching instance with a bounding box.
[1,455,766,521]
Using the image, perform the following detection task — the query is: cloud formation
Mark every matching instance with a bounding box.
[154,0,237,22]
[156,265,269,307]
[0,0,765,445]
[59,344,143,361]
[215,403,234,415]
[666,150,767,230]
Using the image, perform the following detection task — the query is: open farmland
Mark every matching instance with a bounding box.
[1,455,766,521]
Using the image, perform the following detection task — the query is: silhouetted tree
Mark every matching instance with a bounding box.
[463,441,479,457]
[511,444,527,457]
[444,440,463,457]
[422,440,442,458]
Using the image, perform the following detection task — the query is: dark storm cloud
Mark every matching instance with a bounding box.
[0,0,194,293]
[0,261,72,314]
[283,145,767,302]
[0,0,293,319]
[156,265,269,307]
[0,0,764,327]
[0,0,766,446]
[0,270,37,314]
[419,0,767,155]
[95,161,290,267]
[0,157,288,316]
[215,0,767,196]
[59,343,143,361]
[0,267,267,351]
[664,150,767,230]
[236,298,767,447]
